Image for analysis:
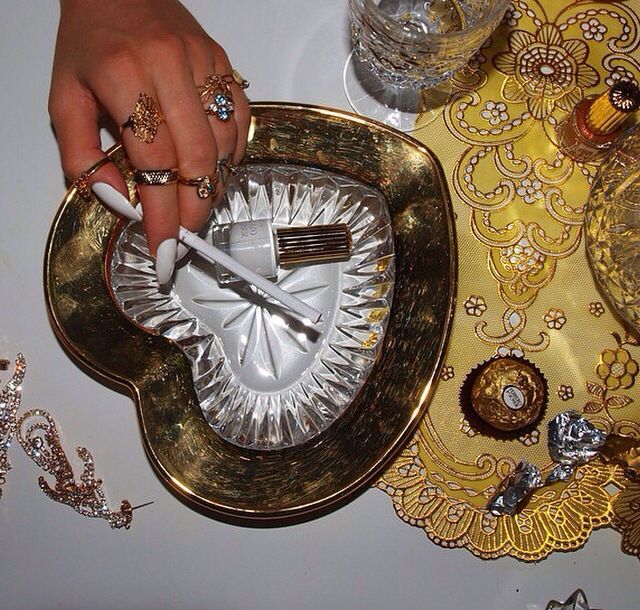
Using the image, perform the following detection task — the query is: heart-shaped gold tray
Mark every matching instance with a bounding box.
[45,103,456,525]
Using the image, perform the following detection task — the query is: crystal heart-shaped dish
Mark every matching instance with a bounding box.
[110,165,395,450]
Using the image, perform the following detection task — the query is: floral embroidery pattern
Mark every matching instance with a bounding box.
[500,238,545,280]
[516,177,545,203]
[502,5,522,28]
[460,417,478,437]
[518,427,540,446]
[441,365,455,381]
[494,24,599,119]
[583,334,638,415]
[464,295,487,317]
[596,347,639,390]
[481,101,510,125]
[584,380,633,415]
[386,0,640,563]
[558,384,574,401]
[581,17,607,42]
[544,308,567,330]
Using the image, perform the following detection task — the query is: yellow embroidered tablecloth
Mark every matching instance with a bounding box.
[378,0,640,561]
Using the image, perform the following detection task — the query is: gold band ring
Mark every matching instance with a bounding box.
[122,93,164,144]
[74,157,112,199]
[133,169,179,186]
[179,173,219,199]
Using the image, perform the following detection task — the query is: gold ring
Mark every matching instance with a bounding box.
[133,169,178,186]
[74,157,112,199]
[122,93,164,143]
[231,69,250,90]
[217,158,239,180]
[197,74,235,121]
[179,173,219,199]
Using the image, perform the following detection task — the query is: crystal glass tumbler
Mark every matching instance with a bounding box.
[345,0,509,129]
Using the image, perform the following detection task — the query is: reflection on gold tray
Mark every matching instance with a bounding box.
[44,103,456,525]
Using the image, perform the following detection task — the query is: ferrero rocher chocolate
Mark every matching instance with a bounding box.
[469,357,546,432]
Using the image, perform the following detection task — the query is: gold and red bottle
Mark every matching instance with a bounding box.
[557,80,640,164]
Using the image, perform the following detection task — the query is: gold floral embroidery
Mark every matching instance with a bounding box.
[516,177,544,203]
[464,295,487,317]
[481,100,510,125]
[589,302,605,317]
[441,365,455,381]
[558,384,574,401]
[386,0,640,562]
[612,480,640,558]
[460,417,479,437]
[596,348,639,390]
[581,17,608,42]
[544,308,567,330]
[584,334,637,414]
[494,24,599,119]
[518,427,540,446]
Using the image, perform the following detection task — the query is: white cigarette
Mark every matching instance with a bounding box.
[92,183,322,324]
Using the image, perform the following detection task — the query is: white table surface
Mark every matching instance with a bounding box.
[1,2,638,609]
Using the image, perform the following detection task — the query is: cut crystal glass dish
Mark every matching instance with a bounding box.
[110,165,395,450]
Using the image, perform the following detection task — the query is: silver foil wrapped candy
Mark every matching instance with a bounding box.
[546,411,607,483]
[487,461,543,516]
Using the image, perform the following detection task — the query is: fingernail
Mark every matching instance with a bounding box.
[176,243,190,262]
[92,183,142,222]
[156,238,177,285]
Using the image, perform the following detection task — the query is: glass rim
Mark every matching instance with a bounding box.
[358,0,511,43]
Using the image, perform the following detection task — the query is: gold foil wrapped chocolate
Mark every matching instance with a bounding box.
[464,357,547,433]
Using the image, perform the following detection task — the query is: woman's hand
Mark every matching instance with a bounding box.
[49,0,250,282]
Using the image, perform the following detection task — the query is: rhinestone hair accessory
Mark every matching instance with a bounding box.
[0,354,26,498]
[17,409,133,529]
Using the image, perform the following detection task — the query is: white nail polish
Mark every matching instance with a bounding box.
[212,219,352,286]
[92,183,142,221]
[176,243,190,262]
[156,238,177,285]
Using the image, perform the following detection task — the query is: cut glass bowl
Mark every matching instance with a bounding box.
[110,164,395,450]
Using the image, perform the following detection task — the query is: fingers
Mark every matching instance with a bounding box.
[90,70,181,279]
[209,44,251,166]
[188,43,236,209]
[155,43,218,234]
[49,77,128,196]
[55,38,251,287]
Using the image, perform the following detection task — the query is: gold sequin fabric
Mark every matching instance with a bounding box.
[379,0,640,561]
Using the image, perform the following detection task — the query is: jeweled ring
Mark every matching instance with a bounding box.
[122,93,164,143]
[74,156,112,199]
[133,169,179,186]
[179,173,219,199]
[197,74,235,121]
